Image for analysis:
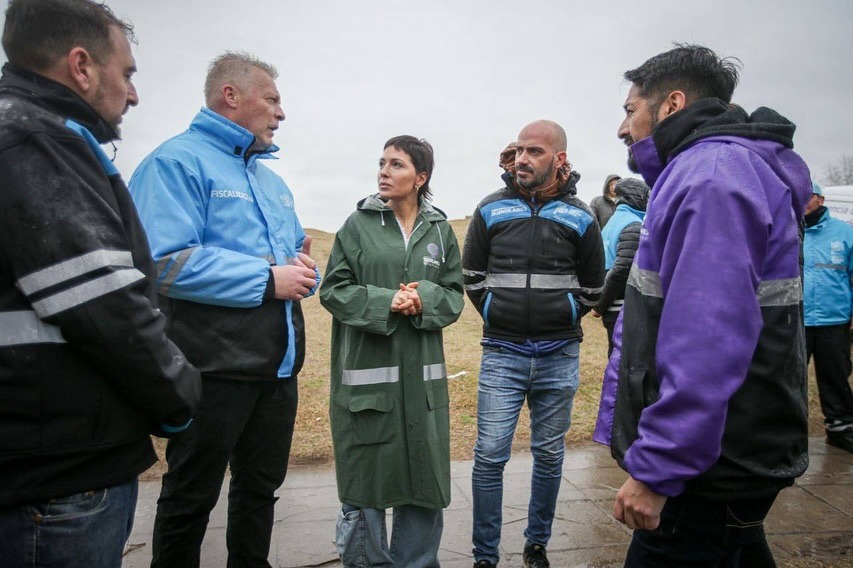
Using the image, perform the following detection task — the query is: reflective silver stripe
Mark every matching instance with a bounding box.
[423,363,446,381]
[17,250,133,296]
[815,263,846,271]
[32,268,145,318]
[757,277,802,307]
[530,274,579,289]
[576,296,598,306]
[463,269,486,277]
[628,265,802,307]
[464,282,485,291]
[485,274,527,288]
[342,366,400,386]
[628,265,663,298]
[158,248,196,295]
[0,310,66,346]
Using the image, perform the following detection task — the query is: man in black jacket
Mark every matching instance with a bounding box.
[0,1,201,566]
[464,120,605,568]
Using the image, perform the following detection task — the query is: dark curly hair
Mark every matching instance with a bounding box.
[625,43,741,115]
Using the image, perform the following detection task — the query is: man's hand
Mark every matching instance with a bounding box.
[271,264,317,300]
[591,309,602,318]
[613,476,667,531]
[300,235,312,257]
[292,252,317,271]
[390,282,422,315]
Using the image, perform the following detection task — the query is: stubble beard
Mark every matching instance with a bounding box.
[517,160,556,190]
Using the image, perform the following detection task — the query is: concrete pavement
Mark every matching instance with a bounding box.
[122,437,853,567]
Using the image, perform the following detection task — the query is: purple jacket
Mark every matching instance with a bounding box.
[594,99,811,500]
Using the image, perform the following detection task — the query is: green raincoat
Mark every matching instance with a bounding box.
[320,195,464,509]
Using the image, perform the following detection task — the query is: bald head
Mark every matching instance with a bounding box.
[514,119,568,191]
[518,120,567,153]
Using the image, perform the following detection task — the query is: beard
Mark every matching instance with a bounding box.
[91,83,123,138]
[627,149,639,173]
[517,159,556,190]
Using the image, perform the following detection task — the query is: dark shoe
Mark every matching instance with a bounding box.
[523,543,550,568]
[473,561,497,568]
[827,429,853,453]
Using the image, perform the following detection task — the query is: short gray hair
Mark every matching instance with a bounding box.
[204,50,278,106]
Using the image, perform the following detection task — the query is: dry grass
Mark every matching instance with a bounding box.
[144,218,828,479]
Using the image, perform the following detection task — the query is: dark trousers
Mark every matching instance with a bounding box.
[603,315,617,357]
[151,376,298,568]
[806,324,853,425]
[624,493,779,567]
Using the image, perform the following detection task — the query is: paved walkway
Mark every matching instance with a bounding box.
[123,437,852,567]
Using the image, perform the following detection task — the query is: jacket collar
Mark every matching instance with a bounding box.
[189,107,279,160]
[357,194,446,222]
[0,63,118,143]
[630,98,797,188]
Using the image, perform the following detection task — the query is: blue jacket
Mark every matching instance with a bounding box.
[129,108,318,380]
[602,204,645,270]
[804,209,853,326]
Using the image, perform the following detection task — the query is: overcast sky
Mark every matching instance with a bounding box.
[2,0,851,231]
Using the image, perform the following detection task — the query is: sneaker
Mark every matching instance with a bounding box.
[473,561,497,568]
[827,429,853,453]
[523,543,550,568]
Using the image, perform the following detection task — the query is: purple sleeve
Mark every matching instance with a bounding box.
[593,310,623,446]
[624,149,770,496]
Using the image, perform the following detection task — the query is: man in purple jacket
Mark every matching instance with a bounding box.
[594,44,811,566]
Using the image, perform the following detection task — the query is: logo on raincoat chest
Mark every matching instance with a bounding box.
[423,243,441,268]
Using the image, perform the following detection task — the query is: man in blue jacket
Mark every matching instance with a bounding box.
[129,51,319,567]
[804,182,853,453]
[595,44,810,566]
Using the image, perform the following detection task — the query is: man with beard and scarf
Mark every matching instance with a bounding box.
[594,44,811,566]
[463,121,604,568]
[804,182,853,454]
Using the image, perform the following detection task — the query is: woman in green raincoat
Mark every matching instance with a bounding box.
[320,135,464,567]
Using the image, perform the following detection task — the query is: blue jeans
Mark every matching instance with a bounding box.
[625,492,779,567]
[471,342,580,564]
[0,479,138,568]
[336,503,443,567]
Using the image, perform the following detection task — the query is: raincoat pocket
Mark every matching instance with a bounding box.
[426,385,449,410]
[348,391,395,445]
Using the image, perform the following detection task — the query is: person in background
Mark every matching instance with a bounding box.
[590,178,650,355]
[594,43,810,567]
[320,135,464,568]
[590,174,621,228]
[0,0,201,566]
[464,120,605,568]
[129,51,319,567]
[804,181,853,454]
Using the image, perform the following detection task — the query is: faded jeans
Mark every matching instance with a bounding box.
[471,341,580,564]
[336,503,443,567]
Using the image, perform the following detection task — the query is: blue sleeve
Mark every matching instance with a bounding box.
[129,155,271,308]
[294,213,321,297]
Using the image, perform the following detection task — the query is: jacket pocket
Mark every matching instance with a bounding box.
[348,391,395,445]
[627,368,658,415]
[481,291,493,328]
[566,292,578,326]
